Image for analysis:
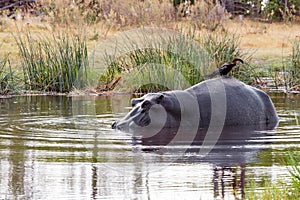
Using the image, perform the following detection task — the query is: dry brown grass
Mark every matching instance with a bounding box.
[0,0,300,68]
[1,20,299,70]
[224,19,300,61]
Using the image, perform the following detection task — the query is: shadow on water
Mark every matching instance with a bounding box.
[0,93,299,199]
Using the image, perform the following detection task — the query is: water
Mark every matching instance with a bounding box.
[0,93,299,199]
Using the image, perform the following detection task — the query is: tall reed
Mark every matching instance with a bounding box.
[15,32,89,92]
[99,31,212,92]
[0,56,16,95]
[99,30,248,92]
[290,39,300,90]
[201,32,243,68]
[274,40,300,91]
[201,31,257,84]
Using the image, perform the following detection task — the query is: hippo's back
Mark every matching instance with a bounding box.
[187,78,278,127]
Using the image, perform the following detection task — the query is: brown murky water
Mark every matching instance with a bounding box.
[0,93,299,199]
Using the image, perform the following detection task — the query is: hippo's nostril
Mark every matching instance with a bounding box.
[112,121,117,129]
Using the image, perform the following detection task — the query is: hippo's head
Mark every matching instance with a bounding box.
[112,92,180,132]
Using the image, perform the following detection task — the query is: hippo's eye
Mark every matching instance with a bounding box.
[141,100,151,109]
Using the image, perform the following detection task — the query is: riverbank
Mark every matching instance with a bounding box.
[0,16,300,95]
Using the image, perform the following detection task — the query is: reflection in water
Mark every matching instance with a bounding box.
[212,165,246,199]
[126,125,276,199]
[9,133,25,198]
[0,94,299,199]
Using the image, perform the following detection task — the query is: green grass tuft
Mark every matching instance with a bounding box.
[246,151,300,199]
[99,30,249,92]
[15,32,89,93]
[290,39,300,90]
[286,151,300,195]
[0,56,17,95]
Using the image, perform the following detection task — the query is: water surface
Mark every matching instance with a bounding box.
[0,93,299,199]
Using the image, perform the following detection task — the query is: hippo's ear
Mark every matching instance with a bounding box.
[156,94,164,104]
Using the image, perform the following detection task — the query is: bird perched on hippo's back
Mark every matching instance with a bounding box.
[205,58,244,79]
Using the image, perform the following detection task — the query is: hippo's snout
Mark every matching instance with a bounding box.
[111,120,128,130]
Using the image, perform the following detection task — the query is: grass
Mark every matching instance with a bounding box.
[100,31,203,91]
[263,39,300,92]
[99,29,252,92]
[246,180,294,200]
[15,31,89,93]
[286,151,300,194]
[289,39,300,90]
[200,31,260,84]
[0,55,17,95]
[201,32,242,67]
[9,22,295,94]
[98,30,209,92]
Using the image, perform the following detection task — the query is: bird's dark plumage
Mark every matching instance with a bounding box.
[205,58,244,79]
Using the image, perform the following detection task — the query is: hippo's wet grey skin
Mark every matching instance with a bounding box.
[112,77,278,132]
[187,77,278,127]
[112,93,181,132]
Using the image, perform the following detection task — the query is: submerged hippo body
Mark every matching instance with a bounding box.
[112,78,278,132]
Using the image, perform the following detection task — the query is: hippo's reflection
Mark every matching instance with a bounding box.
[132,124,276,163]
[131,124,276,199]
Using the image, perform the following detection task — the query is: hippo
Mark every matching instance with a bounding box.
[112,77,278,133]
